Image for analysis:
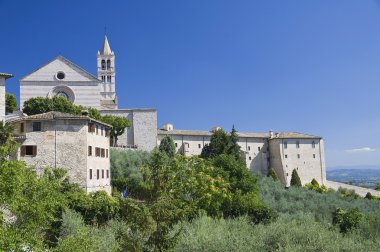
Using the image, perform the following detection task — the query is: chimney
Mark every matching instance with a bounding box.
[269,129,274,138]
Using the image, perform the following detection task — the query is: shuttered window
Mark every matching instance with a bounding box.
[21,145,37,156]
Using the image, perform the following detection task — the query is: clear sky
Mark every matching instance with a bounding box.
[1,0,380,167]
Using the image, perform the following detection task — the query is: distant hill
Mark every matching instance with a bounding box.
[327,166,380,189]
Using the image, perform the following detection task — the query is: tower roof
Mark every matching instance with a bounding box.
[100,35,112,55]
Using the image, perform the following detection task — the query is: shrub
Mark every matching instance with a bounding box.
[333,208,363,233]
[159,135,176,158]
[267,168,278,181]
[290,169,301,187]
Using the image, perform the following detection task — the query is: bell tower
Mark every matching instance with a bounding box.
[97,35,117,109]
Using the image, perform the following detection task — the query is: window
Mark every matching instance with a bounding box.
[20,123,24,133]
[101,76,105,82]
[313,154,316,158]
[95,147,100,157]
[101,60,106,70]
[96,125,99,135]
[107,60,111,69]
[249,156,252,160]
[296,141,300,148]
[286,173,289,176]
[32,122,41,131]
[107,170,109,178]
[21,145,37,156]
[258,146,261,151]
[88,123,95,133]
[97,169,99,180]
[89,169,93,179]
[107,76,111,83]
[101,148,105,158]
[102,169,104,179]
[248,146,251,151]
[312,141,316,149]
[297,154,300,159]
[285,154,288,158]
[198,144,201,148]
[88,146,92,156]
[106,149,108,158]
[284,141,287,149]
[101,127,104,136]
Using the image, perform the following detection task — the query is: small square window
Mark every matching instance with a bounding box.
[32,122,41,131]
[26,146,34,156]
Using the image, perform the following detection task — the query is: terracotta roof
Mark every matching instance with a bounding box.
[158,129,321,139]
[0,73,13,79]
[9,111,112,128]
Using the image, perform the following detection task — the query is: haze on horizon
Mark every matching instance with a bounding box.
[1,0,380,167]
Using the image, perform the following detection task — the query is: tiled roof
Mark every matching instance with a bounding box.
[158,129,321,139]
[9,111,112,127]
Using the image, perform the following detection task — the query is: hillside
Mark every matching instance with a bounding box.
[327,167,380,189]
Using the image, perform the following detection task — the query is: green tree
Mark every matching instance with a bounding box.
[375,183,380,191]
[23,97,54,115]
[200,129,229,159]
[101,115,130,146]
[267,168,278,181]
[5,93,18,114]
[290,169,302,187]
[333,208,363,233]
[311,178,319,187]
[226,125,245,163]
[159,136,176,158]
[0,122,18,161]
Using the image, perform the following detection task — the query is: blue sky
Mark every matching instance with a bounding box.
[1,0,380,167]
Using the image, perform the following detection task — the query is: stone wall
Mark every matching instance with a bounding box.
[100,109,157,151]
[0,77,5,122]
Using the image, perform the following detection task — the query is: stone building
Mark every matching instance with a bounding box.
[157,125,326,186]
[17,35,157,151]
[0,72,13,122]
[9,111,112,194]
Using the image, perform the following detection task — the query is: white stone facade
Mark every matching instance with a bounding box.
[0,73,13,122]
[158,128,326,186]
[9,112,112,194]
[20,56,102,109]
[100,109,157,151]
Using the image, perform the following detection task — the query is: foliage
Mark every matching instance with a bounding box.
[333,208,363,233]
[22,96,131,145]
[0,122,18,161]
[375,183,380,191]
[226,125,245,163]
[159,135,176,158]
[267,168,278,181]
[290,169,302,187]
[101,114,130,146]
[260,177,380,224]
[5,93,18,114]
[305,178,328,193]
[173,213,380,252]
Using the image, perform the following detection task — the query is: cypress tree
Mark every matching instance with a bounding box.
[159,136,176,158]
[290,169,302,187]
[311,178,319,187]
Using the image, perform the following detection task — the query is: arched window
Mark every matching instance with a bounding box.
[107,76,111,83]
[107,60,111,69]
[101,60,106,70]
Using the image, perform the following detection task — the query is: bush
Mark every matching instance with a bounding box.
[159,135,176,158]
[290,169,301,187]
[267,168,278,181]
[333,208,363,234]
